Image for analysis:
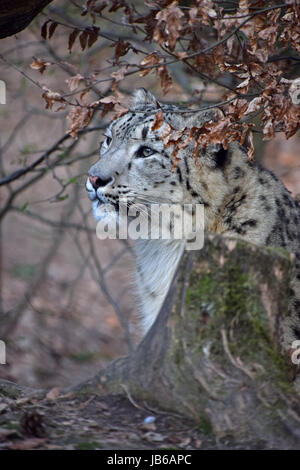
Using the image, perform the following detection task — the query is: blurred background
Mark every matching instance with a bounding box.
[0,0,299,389]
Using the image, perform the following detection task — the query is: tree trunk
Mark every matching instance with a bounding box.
[1,235,300,448]
[0,0,53,39]
[76,235,300,446]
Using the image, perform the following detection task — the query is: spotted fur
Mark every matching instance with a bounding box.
[87,88,300,348]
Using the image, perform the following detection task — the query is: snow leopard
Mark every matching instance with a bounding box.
[86,88,300,352]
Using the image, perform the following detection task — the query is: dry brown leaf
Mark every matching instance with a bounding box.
[236,77,250,94]
[114,40,131,63]
[245,97,263,115]
[113,103,129,120]
[151,110,165,132]
[48,21,58,39]
[65,74,85,92]
[154,2,184,51]
[68,29,80,53]
[30,58,50,74]
[111,67,127,83]
[99,96,117,105]
[87,26,100,48]
[158,66,172,94]
[140,52,160,77]
[247,130,254,162]
[79,30,89,50]
[42,87,66,110]
[67,106,93,138]
[98,95,117,117]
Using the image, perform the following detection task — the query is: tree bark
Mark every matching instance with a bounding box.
[76,235,300,446]
[1,235,300,447]
[0,0,53,39]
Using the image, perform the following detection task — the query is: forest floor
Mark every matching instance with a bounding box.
[0,380,274,450]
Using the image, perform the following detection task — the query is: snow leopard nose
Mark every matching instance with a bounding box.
[89,175,113,189]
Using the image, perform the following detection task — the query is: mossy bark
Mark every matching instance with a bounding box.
[76,235,300,446]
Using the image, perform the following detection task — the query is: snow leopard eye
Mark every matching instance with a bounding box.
[136,146,155,158]
[105,135,112,146]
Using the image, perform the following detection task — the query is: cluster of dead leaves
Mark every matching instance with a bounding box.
[223,58,300,140]
[113,39,138,64]
[34,62,129,137]
[151,106,255,169]
[66,94,128,137]
[153,2,184,51]
[140,52,172,94]
[67,26,100,53]
[40,81,95,138]
[41,16,100,53]
[80,0,137,31]
[67,106,94,138]
[34,0,299,146]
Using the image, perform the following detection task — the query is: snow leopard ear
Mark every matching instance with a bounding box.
[166,107,224,130]
[132,88,158,107]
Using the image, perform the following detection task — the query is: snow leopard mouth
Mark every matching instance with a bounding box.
[87,185,120,213]
[95,196,120,213]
